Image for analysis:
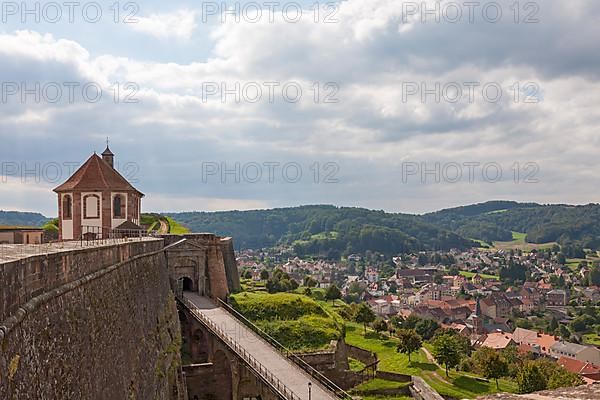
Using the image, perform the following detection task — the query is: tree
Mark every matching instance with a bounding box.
[396,329,422,363]
[588,265,600,286]
[354,303,376,335]
[548,316,559,333]
[372,318,388,334]
[415,318,440,340]
[559,324,571,340]
[535,359,584,390]
[303,275,318,288]
[325,284,342,305]
[516,362,546,394]
[260,269,269,281]
[403,314,421,330]
[303,287,312,297]
[432,333,463,377]
[501,345,527,377]
[475,347,508,389]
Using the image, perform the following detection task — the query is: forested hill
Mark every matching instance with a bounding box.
[4,201,600,254]
[423,201,600,249]
[0,211,50,227]
[166,205,473,256]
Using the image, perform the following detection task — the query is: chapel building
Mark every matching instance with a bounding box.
[53,146,144,240]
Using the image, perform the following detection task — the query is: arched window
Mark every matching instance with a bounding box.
[113,195,122,218]
[63,195,72,219]
[83,194,100,219]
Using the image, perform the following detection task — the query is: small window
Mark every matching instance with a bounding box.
[63,195,72,219]
[83,194,100,219]
[113,195,122,218]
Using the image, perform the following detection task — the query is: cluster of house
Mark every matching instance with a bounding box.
[238,255,339,288]
[354,265,600,384]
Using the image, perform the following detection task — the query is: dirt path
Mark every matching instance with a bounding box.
[158,219,169,234]
[422,346,441,368]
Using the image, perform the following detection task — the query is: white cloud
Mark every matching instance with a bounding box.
[129,9,197,40]
[0,1,600,214]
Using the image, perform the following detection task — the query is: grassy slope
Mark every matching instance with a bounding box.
[165,216,190,234]
[230,292,344,351]
[492,231,556,251]
[343,319,517,399]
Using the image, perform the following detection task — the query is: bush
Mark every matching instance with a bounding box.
[459,357,475,373]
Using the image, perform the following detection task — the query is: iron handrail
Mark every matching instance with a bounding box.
[80,225,151,244]
[180,297,303,400]
[217,298,354,400]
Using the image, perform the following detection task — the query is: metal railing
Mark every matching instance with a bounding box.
[179,296,303,400]
[80,225,152,244]
[216,298,354,400]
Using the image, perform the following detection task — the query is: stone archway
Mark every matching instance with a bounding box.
[182,277,194,291]
[237,378,263,400]
[190,328,210,363]
[212,350,233,400]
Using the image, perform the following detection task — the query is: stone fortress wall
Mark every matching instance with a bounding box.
[0,239,183,399]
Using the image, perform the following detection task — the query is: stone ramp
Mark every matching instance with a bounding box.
[184,292,340,400]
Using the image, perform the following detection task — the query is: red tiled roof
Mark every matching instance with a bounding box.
[558,357,600,375]
[537,335,557,351]
[481,332,514,349]
[54,154,143,195]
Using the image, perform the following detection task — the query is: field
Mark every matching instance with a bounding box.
[459,271,500,280]
[488,231,556,251]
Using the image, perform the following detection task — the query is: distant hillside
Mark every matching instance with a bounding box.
[424,201,600,249]
[5,200,600,253]
[166,205,474,256]
[0,211,50,227]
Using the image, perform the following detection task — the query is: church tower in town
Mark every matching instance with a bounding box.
[53,145,144,240]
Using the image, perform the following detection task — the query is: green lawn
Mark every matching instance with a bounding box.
[470,238,493,248]
[511,231,527,241]
[165,217,190,234]
[566,258,587,272]
[349,357,367,371]
[344,323,518,399]
[350,378,411,400]
[345,323,433,375]
[352,378,410,391]
[583,333,600,346]
[459,271,500,280]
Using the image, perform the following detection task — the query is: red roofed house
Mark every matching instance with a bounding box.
[53,145,144,240]
[558,357,600,384]
[477,331,515,350]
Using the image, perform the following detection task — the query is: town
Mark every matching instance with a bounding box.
[237,245,600,387]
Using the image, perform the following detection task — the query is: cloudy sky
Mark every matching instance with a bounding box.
[0,0,599,216]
